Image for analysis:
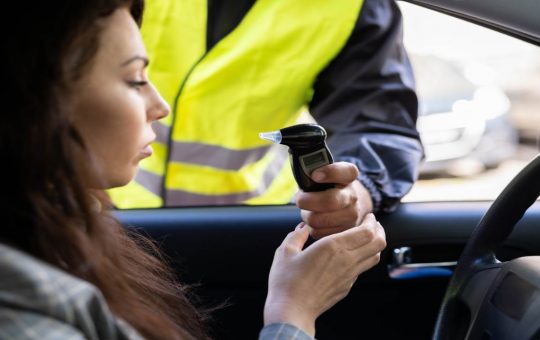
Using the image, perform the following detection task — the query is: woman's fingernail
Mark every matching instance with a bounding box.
[295,222,306,230]
[313,171,325,182]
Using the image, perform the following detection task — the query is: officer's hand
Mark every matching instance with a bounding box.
[295,162,373,239]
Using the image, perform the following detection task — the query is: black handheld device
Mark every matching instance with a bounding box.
[260,124,334,192]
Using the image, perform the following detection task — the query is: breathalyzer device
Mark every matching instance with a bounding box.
[259,124,334,192]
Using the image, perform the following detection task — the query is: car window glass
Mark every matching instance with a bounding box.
[400,2,540,202]
[114,3,540,209]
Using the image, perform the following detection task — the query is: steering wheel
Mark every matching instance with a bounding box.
[433,154,540,340]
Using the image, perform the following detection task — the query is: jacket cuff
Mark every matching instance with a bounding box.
[259,323,315,340]
[357,171,382,213]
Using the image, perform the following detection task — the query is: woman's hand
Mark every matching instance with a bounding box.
[296,162,374,239]
[263,213,386,337]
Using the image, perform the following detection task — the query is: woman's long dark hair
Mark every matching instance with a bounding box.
[2,1,208,338]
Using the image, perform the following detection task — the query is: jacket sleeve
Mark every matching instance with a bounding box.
[0,308,86,340]
[259,323,315,340]
[309,0,424,213]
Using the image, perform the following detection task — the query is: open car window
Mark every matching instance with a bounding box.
[111,1,540,209]
[401,2,540,203]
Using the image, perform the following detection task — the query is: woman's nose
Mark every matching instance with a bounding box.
[147,82,170,121]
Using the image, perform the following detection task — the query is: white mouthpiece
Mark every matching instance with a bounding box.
[259,130,282,144]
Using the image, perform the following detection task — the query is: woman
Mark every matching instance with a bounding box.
[0,0,386,339]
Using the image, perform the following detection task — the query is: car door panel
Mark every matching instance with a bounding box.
[115,202,540,339]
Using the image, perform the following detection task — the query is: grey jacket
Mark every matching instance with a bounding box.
[0,243,312,340]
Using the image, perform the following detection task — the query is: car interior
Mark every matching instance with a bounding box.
[115,0,540,339]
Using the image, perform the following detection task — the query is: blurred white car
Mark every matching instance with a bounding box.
[413,54,518,176]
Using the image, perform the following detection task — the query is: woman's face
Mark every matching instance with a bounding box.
[72,8,169,189]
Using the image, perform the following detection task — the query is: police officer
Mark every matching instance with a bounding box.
[110,0,423,237]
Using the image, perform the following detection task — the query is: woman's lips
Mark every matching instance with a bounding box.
[140,144,153,157]
[140,132,156,158]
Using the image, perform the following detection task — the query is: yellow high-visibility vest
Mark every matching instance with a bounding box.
[110,0,364,208]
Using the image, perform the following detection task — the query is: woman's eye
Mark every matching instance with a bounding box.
[127,80,148,90]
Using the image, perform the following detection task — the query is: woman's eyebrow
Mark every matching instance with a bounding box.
[120,55,149,67]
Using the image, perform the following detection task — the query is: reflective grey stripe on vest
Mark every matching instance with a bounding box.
[153,121,170,145]
[169,142,272,170]
[164,147,290,205]
[134,168,163,197]
[153,121,272,170]
[133,144,290,205]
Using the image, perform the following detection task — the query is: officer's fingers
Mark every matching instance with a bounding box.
[311,162,359,186]
[301,205,361,230]
[351,180,374,215]
[309,224,347,239]
[296,188,352,213]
